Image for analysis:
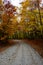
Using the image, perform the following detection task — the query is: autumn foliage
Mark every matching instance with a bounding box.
[0,0,43,42]
[0,1,17,42]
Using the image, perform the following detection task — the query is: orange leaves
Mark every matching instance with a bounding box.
[0,5,4,11]
[9,13,14,18]
[4,1,16,15]
[2,13,8,23]
[0,1,17,38]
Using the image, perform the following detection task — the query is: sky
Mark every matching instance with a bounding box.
[11,0,43,7]
[10,0,24,7]
[40,0,43,6]
[3,0,24,7]
[3,0,43,7]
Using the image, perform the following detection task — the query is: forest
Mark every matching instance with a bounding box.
[0,0,43,42]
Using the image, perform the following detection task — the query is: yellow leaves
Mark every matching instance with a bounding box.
[1,14,17,37]
[0,0,3,5]
[21,0,29,8]
[12,17,17,23]
[4,24,14,36]
[33,9,39,13]
[25,0,29,6]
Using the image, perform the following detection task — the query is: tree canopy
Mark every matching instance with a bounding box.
[0,0,43,41]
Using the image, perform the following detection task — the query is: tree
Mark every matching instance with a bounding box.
[0,1,17,43]
[20,0,43,39]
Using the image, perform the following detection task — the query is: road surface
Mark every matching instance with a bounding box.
[0,40,43,65]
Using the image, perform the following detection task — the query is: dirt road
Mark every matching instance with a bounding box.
[0,40,43,65]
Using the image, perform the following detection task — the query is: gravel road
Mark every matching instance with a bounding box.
[0,40,43,65]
